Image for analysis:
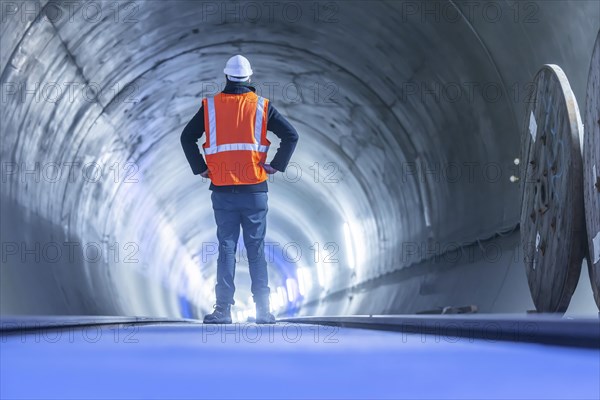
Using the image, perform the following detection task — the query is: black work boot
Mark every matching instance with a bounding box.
[255,301,276,324]
[203,304,232,324]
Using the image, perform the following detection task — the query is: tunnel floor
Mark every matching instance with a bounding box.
[1,318,599,399]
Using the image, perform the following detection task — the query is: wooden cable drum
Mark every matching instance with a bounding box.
[520,64,586,313]
[584,31,600,310]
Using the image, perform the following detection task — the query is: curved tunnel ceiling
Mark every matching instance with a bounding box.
[1,1,599,318]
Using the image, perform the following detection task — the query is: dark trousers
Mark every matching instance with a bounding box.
[211,191,270,306]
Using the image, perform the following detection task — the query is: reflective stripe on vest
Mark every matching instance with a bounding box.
[204,143,269,155]
[204,96,269,155]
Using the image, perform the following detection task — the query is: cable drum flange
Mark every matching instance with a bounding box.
[520,64,586,313]
[584,31,600,310]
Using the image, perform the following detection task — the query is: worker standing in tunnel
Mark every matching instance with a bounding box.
[180,55,299,324]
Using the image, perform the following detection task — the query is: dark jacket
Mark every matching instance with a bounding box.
[180,80,299,192]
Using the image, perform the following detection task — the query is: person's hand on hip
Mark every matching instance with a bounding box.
[262,164,278,174]
[200,169,210,178]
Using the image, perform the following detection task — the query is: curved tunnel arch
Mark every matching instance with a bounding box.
[1,0,598,318]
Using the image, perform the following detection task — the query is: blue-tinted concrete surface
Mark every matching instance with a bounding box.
[2,323,598,399]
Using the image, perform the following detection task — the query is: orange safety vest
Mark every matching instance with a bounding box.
[202,92,271,185]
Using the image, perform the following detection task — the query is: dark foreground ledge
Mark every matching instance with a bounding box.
[0,315,198,334]
[279,314,600,349]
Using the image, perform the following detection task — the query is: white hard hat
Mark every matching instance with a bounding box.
[223,55,253,78]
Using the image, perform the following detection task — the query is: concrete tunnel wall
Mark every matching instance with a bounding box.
[1,0,599,319]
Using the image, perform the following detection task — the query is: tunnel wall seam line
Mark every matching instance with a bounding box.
[278,315,600,349]
[449,0,519,130]
[46,9,99,109]
[304,222,520,308]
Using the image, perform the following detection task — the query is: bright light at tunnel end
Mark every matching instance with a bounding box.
[297,267,312,296]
